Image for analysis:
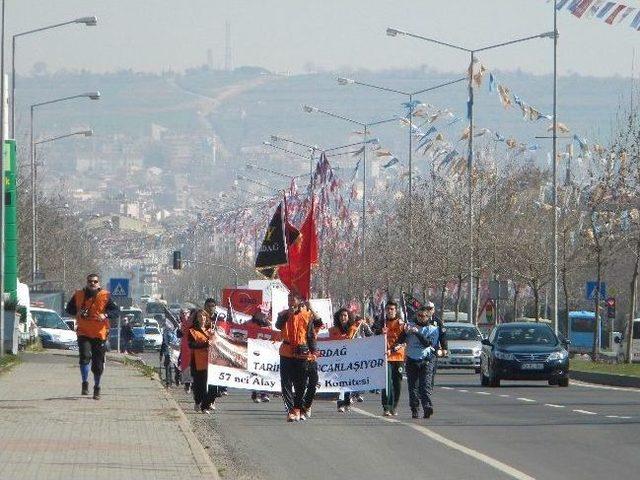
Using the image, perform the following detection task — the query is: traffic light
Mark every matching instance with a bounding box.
[172,251,182,270]
[606,297,616,319]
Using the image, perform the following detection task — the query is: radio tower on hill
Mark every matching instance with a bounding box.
[224,22,232,71]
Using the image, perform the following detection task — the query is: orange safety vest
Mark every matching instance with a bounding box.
[386,318,406,362]
[328,323,359,340]
[74,289,111,340]
[279,310,311,358]
[188,327,210,372]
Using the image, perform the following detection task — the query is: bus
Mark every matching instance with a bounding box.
[567,311,604,353]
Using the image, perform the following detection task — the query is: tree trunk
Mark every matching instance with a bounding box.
[513,284,519,321]
[626,236,640,363]
[454,274,463,321]
[533,283,540,322]
[439,281,447,321]
[562,264,570,336]
[592,248,602,359]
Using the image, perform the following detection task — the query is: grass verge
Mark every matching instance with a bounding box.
[121,356,158,379]
[0,354,20,373]
[571,358,640,377]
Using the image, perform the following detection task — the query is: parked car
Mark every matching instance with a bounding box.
[131,326,146,352]
[62,317,76,331]
[479,322,570,388]
[143,318,160,330]
[32,307,77,350]
[168,303,182,316]
[438,322,483,373]
[143,326,163,351]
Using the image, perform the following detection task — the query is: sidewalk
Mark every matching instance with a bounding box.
[0,351,219,480]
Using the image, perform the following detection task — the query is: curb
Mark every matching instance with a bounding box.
[570,370,640,389]
[107,353,221,479]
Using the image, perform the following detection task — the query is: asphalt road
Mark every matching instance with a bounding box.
[140,352,640,480]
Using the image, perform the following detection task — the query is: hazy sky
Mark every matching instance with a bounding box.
[6,0,640,77]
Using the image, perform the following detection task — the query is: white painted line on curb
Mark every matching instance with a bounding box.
[352,407,536,480]
[573,409,597,415]
[517,398,536,403]
[544,404,565,408]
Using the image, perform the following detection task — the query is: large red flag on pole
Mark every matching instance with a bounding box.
[278,197,318,300]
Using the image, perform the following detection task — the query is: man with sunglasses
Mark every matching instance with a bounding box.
[66,274,120,400]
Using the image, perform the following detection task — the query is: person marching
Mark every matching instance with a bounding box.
[405,306,440,419]
[65,273,120,400]
[248,310,272,404]
[424,301,448,387]
[328,308,360,412]
[373,301,406,416]
[177,309,195,393]
[188,298,217,413]
[275,293,314,422]
[300,301,323,419]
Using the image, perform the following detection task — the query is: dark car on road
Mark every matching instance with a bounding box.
[479,322,569,388]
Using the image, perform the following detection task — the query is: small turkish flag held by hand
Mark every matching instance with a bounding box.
[278,197,318,300]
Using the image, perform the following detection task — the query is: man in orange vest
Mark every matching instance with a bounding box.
[65,273,120,400]
[275,293,315,422]
[373,301,406,416]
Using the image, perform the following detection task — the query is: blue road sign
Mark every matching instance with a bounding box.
[586,281,606,301]
[109,278,130,298]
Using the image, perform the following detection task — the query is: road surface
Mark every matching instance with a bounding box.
[144,358,640,480]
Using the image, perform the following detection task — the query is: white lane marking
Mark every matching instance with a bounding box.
[458,389,469,393]
[441,386,454,390]
[605,415,632,419]
[517,398,536,403]
[573,409,597,415]
[475,391,491,395]
[544,404,565,408]
[572,381,640,393]
[352,407,536,480]
[499,394,511,398]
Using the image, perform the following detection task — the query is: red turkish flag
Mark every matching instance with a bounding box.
[278,198,318,300]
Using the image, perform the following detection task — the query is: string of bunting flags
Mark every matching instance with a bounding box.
[552,0,640,30]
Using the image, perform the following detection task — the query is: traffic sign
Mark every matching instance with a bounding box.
[586,281,606,301]
[109,278,130,298]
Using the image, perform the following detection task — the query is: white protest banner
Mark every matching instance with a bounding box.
[209,334,386,393]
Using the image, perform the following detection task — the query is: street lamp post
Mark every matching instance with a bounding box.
[29,91,99,283]
[32,129,93,280]
[1,0,6,357]
[303,104,398,310]
[246,163,310,180]
[386,27,554,324]
[11,16,97,138]
[337,75,467,286]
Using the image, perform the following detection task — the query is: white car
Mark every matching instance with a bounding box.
[32,307,78,350]
[143,318,160,329]
[143,326,163,351]
[438,322,483,373]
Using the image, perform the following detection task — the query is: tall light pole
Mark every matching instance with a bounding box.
[386,27,554,323]
[1,0,6,357]
[11,16,97,138]
[269,135,318,177]
[303,104,397,310]
[552,1,559,336]
[246,163,310,180]
[29,91,99,282]
[32,129,92,280]
[337,75,466,286]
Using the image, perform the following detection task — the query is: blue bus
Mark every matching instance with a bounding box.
[568,311,605,353]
